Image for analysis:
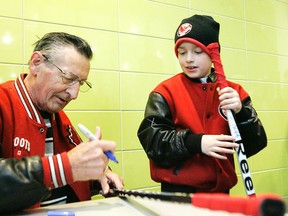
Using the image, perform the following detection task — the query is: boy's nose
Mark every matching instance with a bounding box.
[186,52,195,62]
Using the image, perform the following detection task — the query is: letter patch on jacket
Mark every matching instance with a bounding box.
[13,137,31,156]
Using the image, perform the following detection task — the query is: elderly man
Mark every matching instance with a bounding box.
[0,32,123,213]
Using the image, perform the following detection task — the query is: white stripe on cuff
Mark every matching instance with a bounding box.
[48,156,59,188]
[56,154,67,186]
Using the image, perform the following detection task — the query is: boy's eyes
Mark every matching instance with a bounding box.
[178,51,186,55]
[178,50,203,55]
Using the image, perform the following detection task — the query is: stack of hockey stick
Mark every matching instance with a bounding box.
[207,42,255,197]
[112,189,286,216]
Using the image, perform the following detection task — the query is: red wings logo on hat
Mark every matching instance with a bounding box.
[177,23,192,37]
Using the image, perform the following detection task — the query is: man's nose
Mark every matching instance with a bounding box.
[66,82,80,99]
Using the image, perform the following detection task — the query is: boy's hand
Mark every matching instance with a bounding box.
[201,135,239,160]
[217,87,242,114]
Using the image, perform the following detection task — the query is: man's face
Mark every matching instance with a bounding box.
[177,42,212,79]
[29,46,90,113]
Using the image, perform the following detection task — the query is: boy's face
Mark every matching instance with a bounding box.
[177,42,212,79]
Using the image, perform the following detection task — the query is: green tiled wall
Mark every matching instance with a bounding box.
[0,0,287,202]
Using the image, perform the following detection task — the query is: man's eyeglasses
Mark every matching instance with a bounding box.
[42,54,92,92]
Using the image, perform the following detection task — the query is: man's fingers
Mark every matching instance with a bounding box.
[95,126,102,140]
[99,176,110,195]
[98,140,116,152]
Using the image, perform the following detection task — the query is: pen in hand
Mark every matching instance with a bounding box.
[78,124,119,163]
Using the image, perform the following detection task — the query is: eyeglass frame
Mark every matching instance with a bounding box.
[42,54,92,92]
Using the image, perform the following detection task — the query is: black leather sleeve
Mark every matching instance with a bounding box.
[234,97,267,158]
[137,93,203,167]
[138,93,267,168]
[0,156,50,213]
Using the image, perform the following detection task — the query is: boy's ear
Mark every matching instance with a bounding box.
[29,51,44,75]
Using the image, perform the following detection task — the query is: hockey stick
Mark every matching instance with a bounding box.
[112,189,286,216]
[207,43,255,197]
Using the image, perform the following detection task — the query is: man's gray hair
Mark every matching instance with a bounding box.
[33,32,93,60]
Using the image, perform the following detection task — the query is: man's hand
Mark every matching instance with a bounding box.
[67,127,116,182]
[98,168,124,195]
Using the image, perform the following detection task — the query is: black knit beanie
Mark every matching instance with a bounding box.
[174,15,220,57]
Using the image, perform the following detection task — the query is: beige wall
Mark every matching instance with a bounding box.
[0,0,288,201]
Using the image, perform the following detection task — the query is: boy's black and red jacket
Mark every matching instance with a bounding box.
[138,72,267,193]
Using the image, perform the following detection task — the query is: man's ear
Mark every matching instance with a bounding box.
[29,51,44,75]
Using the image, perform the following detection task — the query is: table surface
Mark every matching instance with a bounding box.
[15,196,247,216]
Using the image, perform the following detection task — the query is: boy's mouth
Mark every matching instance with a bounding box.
[186,66,197,69]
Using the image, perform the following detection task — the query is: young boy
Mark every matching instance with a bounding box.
[137,15,267,193]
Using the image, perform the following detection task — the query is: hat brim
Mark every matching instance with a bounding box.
[174,38,211,57]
